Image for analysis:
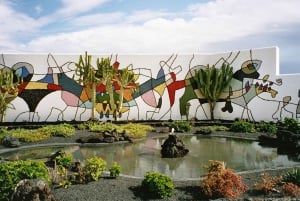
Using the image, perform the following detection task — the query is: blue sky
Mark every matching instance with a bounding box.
[1,0,300,74]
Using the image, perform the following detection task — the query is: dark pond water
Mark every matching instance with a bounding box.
[1,136,299,179]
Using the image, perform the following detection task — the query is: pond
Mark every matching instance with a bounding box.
[1,135,299,179]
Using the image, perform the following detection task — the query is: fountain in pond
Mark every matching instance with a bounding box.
[161,134,189,158]
[2,136,300,179]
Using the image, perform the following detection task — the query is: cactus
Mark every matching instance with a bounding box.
[115,67,137,120]
[96,56,116,115]
[74,52,119,120]
[193,63,233,120]
[74,52,138,120]
[73,51,104,120]
[0,68,22,122]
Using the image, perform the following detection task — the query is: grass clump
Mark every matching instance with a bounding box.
[283,168,300,186]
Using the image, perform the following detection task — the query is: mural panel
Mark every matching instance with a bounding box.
[1,47,300,122]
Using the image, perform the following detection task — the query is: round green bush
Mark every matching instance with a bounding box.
[256,121,277,133]
[84,156,106,181]
[230,120,256,133]
[141,171,174,199]
[0,160,50,201]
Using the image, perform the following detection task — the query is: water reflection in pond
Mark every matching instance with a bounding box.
[1,136,299,179]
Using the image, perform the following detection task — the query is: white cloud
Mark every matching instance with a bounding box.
[71,12,125,27]
[188,0,300,31]
[23,19,201,53]
[126,9,174,24]
[2,0,300,66]
[58,0,110,17]
[35,5,43,14]
[0,1,41,50]
[29,1,300,53]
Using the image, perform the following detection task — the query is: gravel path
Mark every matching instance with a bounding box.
[52,167,300,201]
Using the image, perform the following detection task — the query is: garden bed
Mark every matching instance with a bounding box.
[1,123,300,200]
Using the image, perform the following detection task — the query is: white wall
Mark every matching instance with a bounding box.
[1,47,299,122]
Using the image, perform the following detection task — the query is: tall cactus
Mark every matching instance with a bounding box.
[0,68,22,122]
[193,63,233,120]
[74,52,137,120]
[73,51,103,120]
[96,56,116,114]
[115,67,137,120]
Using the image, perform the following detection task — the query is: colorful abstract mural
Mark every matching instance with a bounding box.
[1,47,299,122]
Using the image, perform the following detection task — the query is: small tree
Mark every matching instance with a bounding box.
[193,63,233,120]
[0,68,22,122]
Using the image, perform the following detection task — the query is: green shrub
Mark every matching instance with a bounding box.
[119,123,153,138]
[203,125,229,132]
[7,128,51,142]
[283,168,300,186]
[55,153,73,168]
[0,127,8,142]
[0,160,50,201]
[89,122,120,132]
[170,120,191,132]
[5,123,75,143]
[210,125,229,131]
[109,162,121,177]
[85,156,106,181]
[0,127,8,134]
[141,171,174,199]
[43,123,75,137]
[77,120,99,130]
[230,120,256,133]
[256,121,277,133]
[88,122,153,139]
[283,117,300,134]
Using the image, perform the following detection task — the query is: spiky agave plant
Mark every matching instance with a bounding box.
[193,63,233,120]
